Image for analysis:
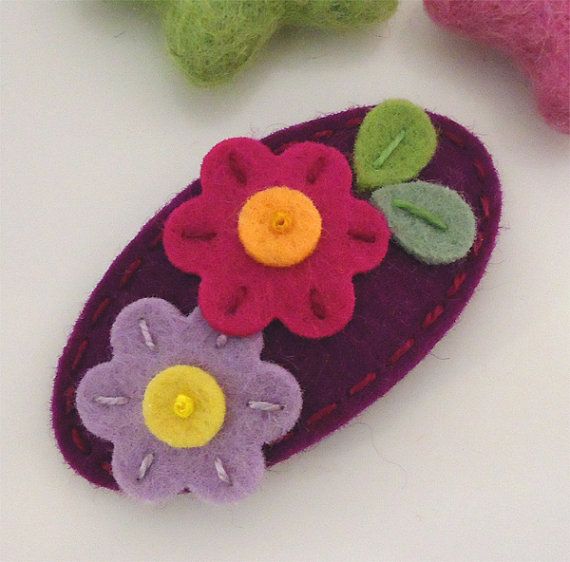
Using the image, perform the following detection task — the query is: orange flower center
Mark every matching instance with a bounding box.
[238,186,322,268]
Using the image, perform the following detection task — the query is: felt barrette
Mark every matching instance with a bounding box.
[53,99,501,504]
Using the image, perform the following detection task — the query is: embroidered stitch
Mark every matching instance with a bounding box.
[248,400,283,412]
[138,319,156,350]
[307,403,338,427]
[373,129,406,169]
[94,396,129,406]
[389,338,415,365]
[422,304,445,328]
[447,271,468,297]
[349,372,377,396]
[137,453,154,481]
[91,296,112,325]
[392,198,448,230]
[214,457,231,485]
[71,427,90,454]
[119,257,143,288]
[215,334,228,348]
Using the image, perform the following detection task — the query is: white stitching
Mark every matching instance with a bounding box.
[214,457,231,485]
[137,453,154,481]
[138,319,155,350]
[247,400,283,412]
[94,396,129,406]
[215,334,228,348]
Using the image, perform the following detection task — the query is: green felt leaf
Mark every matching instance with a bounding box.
[371,181,477,264]
[354,99,437,191]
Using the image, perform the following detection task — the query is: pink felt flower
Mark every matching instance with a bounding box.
[164,138,390,338]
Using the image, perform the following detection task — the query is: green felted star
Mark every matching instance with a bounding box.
[147,0,398,86]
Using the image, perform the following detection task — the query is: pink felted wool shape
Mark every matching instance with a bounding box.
[424,0,570,134]
[163,138,390,339]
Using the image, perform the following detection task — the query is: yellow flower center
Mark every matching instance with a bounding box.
[238,186,322,268]
[142,365,226,448]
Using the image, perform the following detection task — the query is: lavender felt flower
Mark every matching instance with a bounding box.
[76,298,302,503]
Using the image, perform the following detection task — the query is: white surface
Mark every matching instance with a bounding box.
[1,1,569,561]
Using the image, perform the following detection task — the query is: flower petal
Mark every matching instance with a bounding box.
[237,362,302,444]
[279,141,353,212]
[185,443,266,503]
[185,307,264,376]
[110,298,188,359]
[111,431,188,503]
[342,198,391,273]
[200,137,277,201]
[76,358,145,442]
[277,271,356,338]
[198,273,274,337]
[163,197,226,275]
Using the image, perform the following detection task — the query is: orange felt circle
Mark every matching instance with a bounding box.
[238,186,322,268]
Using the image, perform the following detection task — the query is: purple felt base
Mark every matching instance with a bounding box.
[52,106,501,491]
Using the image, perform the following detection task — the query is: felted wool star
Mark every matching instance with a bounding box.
[424,0,570,134]
[149,0,398,86]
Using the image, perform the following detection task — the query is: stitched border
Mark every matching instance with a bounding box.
[63,115,492,478]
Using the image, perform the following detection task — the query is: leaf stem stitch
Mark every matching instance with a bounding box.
[392,199,448,231]
[372,129,406,169]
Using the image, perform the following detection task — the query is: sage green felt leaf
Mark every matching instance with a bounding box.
[354,99,437,191]
[371,181,476,264]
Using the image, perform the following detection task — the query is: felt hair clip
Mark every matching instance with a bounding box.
[53,99,501,504]
[139,0,398,86]
[424,0,570,134]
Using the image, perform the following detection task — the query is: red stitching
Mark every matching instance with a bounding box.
[473,159,487,181]
[344,117,364,127]
[472,232,485,256]
[307,403,337,426]
[71,339,89,371]
[389,338,415,365]
[71,427,90,454]
[443,129,466,148]
[150,231,162,249]
[447,271,468,297]
[422,304,445,328]
[313,129,334,140]
[119,257,142,288]
[64,386,76,414]
[276,141,296,153]
[91,297,112,325]
[480,195,491,219]
[349,372,377,396]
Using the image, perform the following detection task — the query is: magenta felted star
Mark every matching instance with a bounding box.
[424,0,570,134]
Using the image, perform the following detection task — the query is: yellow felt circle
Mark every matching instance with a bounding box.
[142,365,226,448]
[238,186,322,267]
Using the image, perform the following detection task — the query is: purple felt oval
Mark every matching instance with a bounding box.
[52,106,501,490]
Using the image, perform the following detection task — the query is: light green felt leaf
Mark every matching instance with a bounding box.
[354,99,437,191]
[371,181,477,265]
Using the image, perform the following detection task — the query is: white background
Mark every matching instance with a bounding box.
[1,1,569,561]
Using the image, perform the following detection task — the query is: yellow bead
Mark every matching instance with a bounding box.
[270,210,293,234]
[173,393,195,418]
[238,186,322,268]
[142,365,226,448]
